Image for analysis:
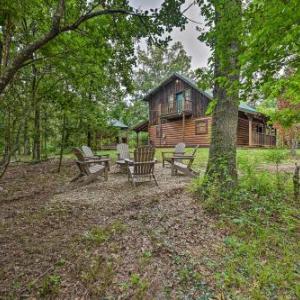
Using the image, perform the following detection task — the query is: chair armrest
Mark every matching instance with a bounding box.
[171,155,194,160]
[98,154,110,158]
[76,159,104,165]
[132,160,156,165]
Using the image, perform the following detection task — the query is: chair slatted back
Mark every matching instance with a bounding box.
[134,146,155,175]
[73,147,89,175]
[82,145,94,158]
[187,145,199,169]
[175,143,185,154]
[117,143,130,160]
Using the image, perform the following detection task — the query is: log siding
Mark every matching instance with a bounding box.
[145,73,276,147]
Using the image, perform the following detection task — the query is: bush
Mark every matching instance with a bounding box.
[195,157,299,299]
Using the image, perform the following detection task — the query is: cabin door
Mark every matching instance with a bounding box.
[176,92,184,113]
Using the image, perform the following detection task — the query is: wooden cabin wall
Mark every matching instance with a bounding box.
[147,75,275,147]
[149,77,211,125]
[149,117,212,147]
[237,117,249,146]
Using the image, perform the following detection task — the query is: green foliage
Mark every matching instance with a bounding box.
[195,151,299,298]
[241,0,300,101]
[84,221,127,245]
[80,256,114,296]
[38,274,61,297]
[195,67,213,91]
[126,41,195,127]
[0,0,188,163]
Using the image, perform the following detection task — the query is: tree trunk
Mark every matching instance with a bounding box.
[23,120,31,155]
[293,164,299,201]
[31,63,41,161]
[42,111,48,159]
[57,111,67,173]
[87,128,92,147]
[202,0,241,196]
[290,138,297,157]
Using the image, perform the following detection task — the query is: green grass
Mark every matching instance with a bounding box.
[192,156,300,299]
[10,147,299,167]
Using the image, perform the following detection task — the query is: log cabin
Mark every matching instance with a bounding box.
[133,73,276,147]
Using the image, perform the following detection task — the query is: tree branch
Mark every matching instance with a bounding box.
[0,3,147,96]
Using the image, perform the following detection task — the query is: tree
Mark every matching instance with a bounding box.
[197,0,242,195]
[0,0,187,96]
[134,42,194,98]
[0,0,188,177]
[240,0,300,153]
[126,41,194,126]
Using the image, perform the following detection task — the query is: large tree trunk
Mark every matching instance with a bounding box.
[202,0,241,196]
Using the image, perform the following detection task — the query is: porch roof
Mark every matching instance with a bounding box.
[132,120,149,133]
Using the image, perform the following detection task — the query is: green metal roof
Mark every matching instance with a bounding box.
[110,119,128,129]
[238,102,257,114]
[143,72,258,115]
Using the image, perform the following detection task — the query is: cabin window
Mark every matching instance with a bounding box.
[168,94,174,111]
[256,124,264,133]
[185,89,191,101]
[156,125,162,138]
[195,119,208,135]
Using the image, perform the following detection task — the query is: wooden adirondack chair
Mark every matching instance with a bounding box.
[171,146,199,177]
[116,143,131,168]
[162,143,185,167]
[72,148,108,183]
[127,146,158,187]
[82,145,110,170]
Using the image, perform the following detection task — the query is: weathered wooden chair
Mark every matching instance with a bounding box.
[72,148,108,183]
[162,143,185,167]
[116,143,131,169]
[171,146,199,177]
[82,145,110,170]
[127,146,158,187]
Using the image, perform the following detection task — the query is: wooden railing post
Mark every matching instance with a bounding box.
[248,116,253,146]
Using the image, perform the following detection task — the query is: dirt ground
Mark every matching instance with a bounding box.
[0,160,227,299]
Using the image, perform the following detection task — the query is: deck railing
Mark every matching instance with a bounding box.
[163,100,193,115]
[252,132,276,146]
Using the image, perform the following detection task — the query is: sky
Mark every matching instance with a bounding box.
[129,0,211,70]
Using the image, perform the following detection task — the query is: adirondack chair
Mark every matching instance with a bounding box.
[72,147,108,183]
[116,143,131,168]
[162,143,185,167]
[170,146,199,177]
[82,145,110,170]
[127,146,158,187]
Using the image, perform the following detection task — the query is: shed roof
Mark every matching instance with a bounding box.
[110,119,128,129]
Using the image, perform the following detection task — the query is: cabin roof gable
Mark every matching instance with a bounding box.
[143,72,259,116]
[143,72,213,101]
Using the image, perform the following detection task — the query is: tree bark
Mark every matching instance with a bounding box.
[293,164,299,201]
[31,62,41,161]
[23,120,31,155]
[202,0,241,195]
[57,111,67,173]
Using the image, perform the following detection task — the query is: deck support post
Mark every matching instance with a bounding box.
[248,116,253,146]
[182,112,185,143]
[136,131,139,147]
